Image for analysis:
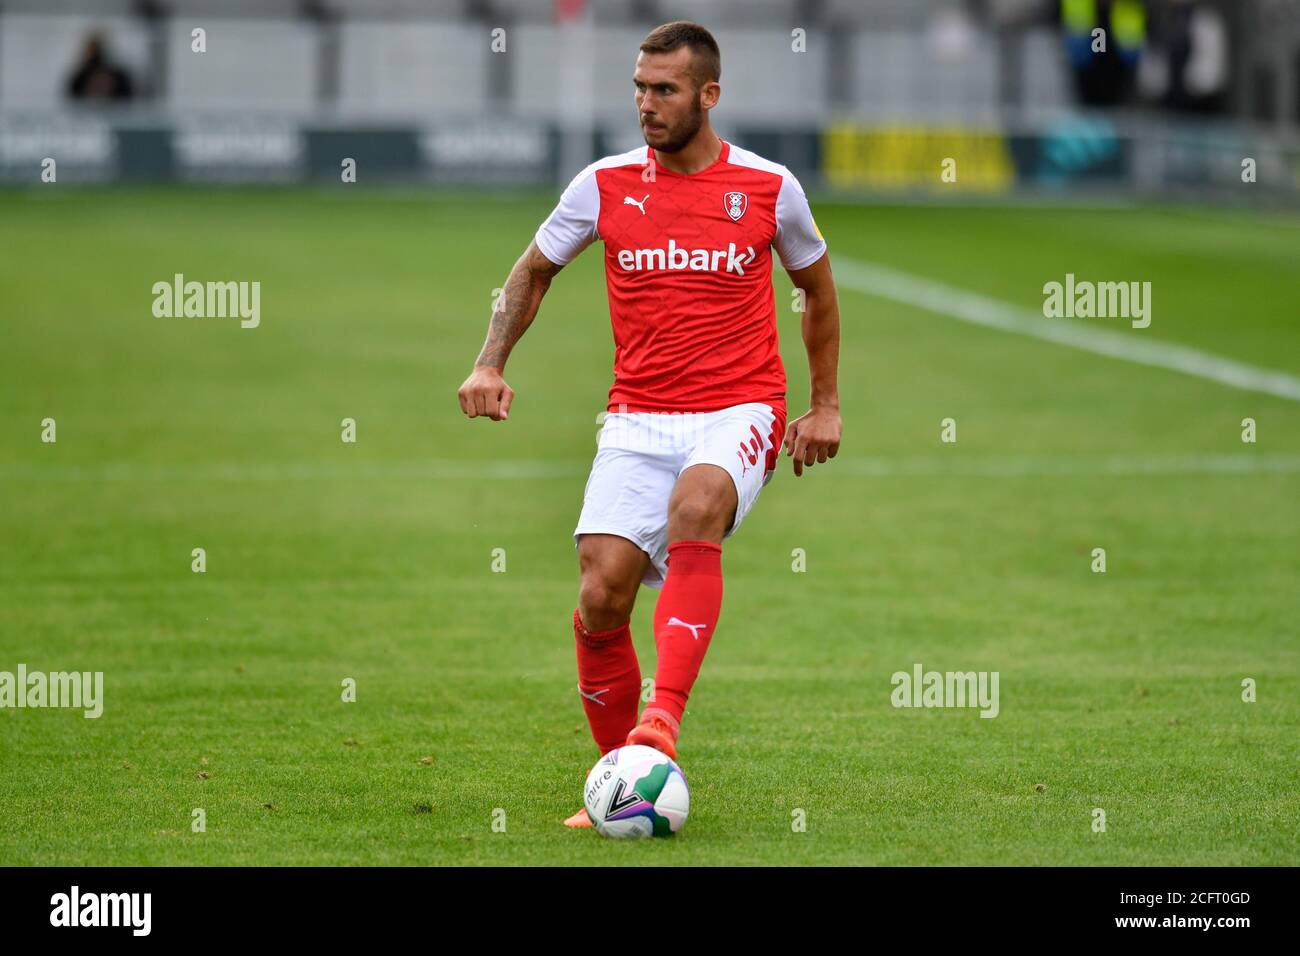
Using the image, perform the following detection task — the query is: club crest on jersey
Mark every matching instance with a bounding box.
[724,191,747,222]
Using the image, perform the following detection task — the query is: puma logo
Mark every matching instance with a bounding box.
[578,685,610,706]
[666,617,706,640]
[623,194,649,215]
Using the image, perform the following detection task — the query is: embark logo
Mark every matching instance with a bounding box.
[1042,273,1151,328]
[890,662,999,718]
[50,886,151,936]
[152,273,261,328]
[616,240,757,276]
[0,664,103,718]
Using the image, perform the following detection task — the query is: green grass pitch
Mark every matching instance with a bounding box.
[0,188,1296,865]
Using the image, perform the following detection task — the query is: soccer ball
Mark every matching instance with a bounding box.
[583,745,689,838]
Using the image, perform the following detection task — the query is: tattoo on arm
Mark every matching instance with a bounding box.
[475,242,563,369]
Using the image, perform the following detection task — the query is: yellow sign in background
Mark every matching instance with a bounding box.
[823,124,1015,192]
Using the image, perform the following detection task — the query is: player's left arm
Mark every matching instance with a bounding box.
[782,251,841,477]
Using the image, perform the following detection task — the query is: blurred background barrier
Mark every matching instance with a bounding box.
[0,0,1296,199]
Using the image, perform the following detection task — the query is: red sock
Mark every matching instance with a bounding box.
[573,608,641,755]
[645,540,723,733]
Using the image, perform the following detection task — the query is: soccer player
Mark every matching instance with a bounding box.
[457,21,842,827]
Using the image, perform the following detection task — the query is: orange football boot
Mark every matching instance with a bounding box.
[625,713,678,760]
[563,807,593,828]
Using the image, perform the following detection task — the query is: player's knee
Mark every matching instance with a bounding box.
[668,494,729,539]
[577,575,634,631]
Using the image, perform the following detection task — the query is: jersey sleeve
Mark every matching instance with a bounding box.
[773,171,827,271]
[534,165,600,266]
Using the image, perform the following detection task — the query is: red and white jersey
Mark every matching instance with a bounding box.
[534,140,826,416]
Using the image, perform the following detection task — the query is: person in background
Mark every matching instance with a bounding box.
[1159,0,1228,112]
[1059,0,1147,105]
[66,33,134,101]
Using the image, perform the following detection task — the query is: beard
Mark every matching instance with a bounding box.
[643,96,704,153]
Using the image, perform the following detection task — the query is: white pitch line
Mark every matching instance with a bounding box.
[832,453,1300,478]
[0,460,586,482]
[3,454,1298,482]
[834,257,1300,403]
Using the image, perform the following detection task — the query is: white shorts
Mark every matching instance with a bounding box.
[573,402,786,589]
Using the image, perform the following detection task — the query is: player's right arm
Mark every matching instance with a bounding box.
[458,241,563,421]
[458,162,600,422]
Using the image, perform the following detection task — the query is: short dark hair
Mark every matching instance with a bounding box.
[639,20,721,88]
